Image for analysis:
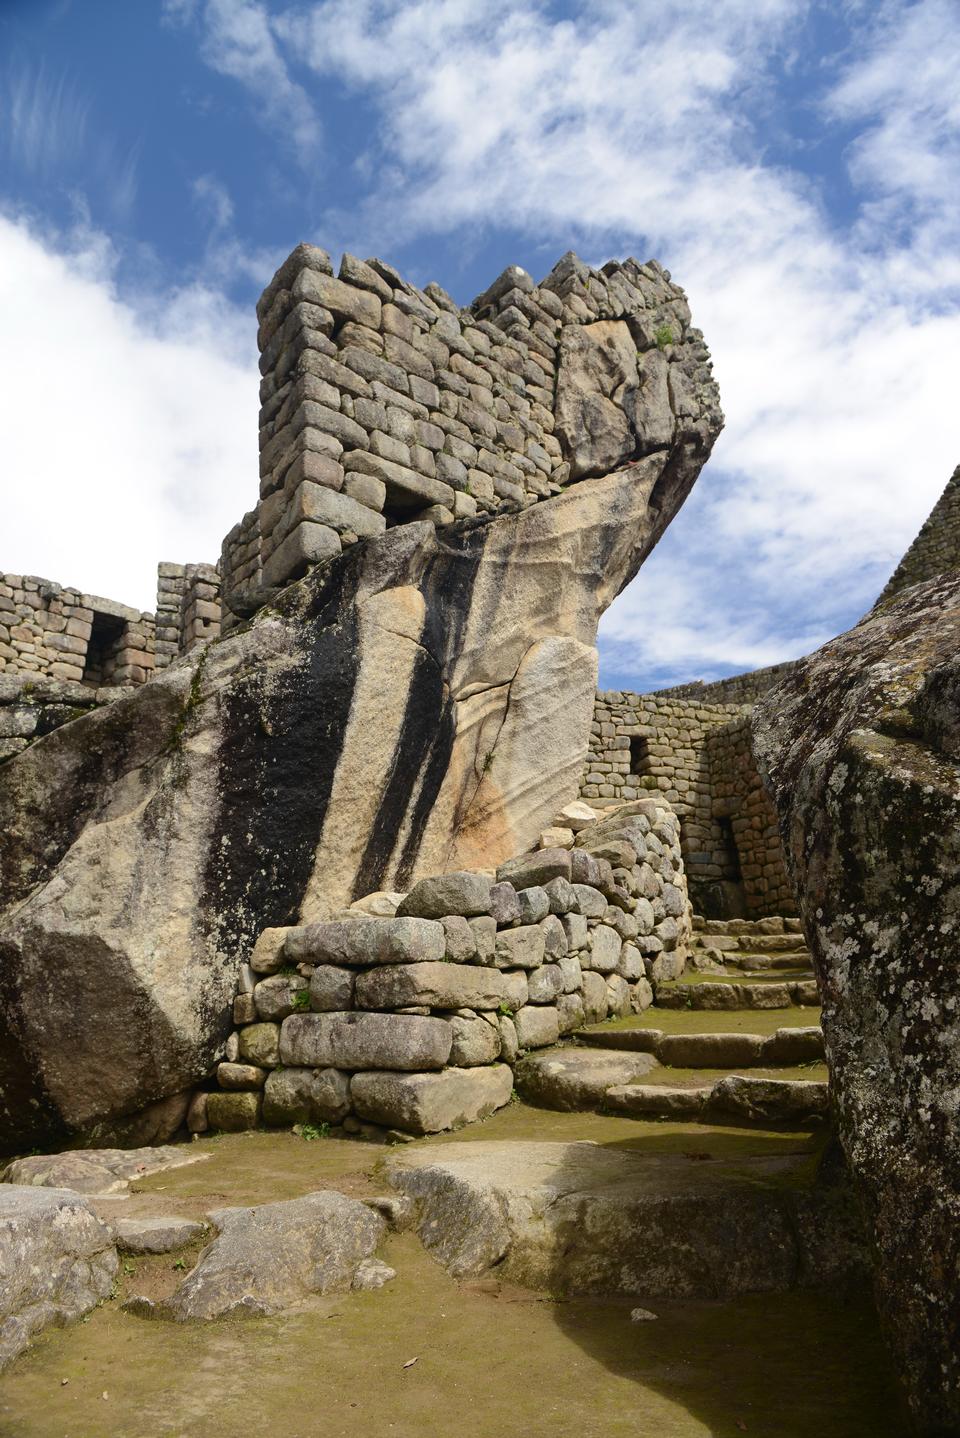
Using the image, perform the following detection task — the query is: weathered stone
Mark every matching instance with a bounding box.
[527,964,563,1004]
[386,1140,867,1295]
[308,964,356,1012]
[708,1076,830,1125]
[206,1092,262,1131]
[155,1191,386,1320]
[556,991,585,1034]
[656,1032,766,1068]
[440,915,477,963]
[262,1066,351,1125]
[488,881,522,926]
[513,1005,560,1050]
[355,962,508,1012]
[217,1061,266,1090]
[515,1048,655,1109]
[494,925,546,971]
[396,872,492,919]
[446,1014,502,1067]
[351,1064,513,1135]
[581,970,609,1024]
[753,570,960,1433]
[586,925,621,973]
[285,917,445,967]
[572,883,606,918]
[540,913,567,958]
[113,1216,207,1255]
[280,1011,452,1071]
[516,886,550,924]
[0,1186,117,1371]
[497,849,572,889]
[254,972,308,1021]
[1,1145,208,1196]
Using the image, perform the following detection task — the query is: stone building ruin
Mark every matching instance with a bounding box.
[2,238,959,1435]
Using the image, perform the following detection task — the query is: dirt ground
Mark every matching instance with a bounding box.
[0,1110,908,1438]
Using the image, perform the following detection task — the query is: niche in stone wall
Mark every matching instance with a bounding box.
[629,734,650,776]
[82,612,127,686]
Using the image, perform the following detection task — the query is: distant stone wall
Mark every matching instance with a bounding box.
[155,563,222,670]
[876,464,960,606]
[652,658,802,706]
[580,689,796,916]
[0,673,123,765]
[192,799,689,1137]
[0,573,155,688]
[705,713,795,915]
[219,244,718,627]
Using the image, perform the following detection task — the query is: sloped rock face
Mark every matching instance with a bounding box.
[753,572,960,1436]
[0,254,720,1154]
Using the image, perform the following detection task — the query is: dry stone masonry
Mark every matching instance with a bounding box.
[197,798,689,1137]
[220,245,718,625]
[154,562,222,668]
[582,688,794,918]
[0,572,155,688]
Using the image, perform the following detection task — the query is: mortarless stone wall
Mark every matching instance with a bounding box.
[219,245,717,626]
[0,573,155,688]
[154,563,222,670]
[876,463,960,607]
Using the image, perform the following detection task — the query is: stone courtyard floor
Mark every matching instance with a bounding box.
[0,1109,907,1438]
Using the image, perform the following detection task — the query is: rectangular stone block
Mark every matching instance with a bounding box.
[350,1064,513,1135]
[342,450,455,512]
[280,1011,452,1071]
[355,962,508,1012]
[285,917,445,967]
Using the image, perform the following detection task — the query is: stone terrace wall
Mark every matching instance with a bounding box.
[154,563,222,670]
[0,573,155,687]
[705,713,796,915]
[876,463,960,607]
[580,690,795,916]
[219,245,718,626]
[191,800,689,1138]
[652,658,802,706]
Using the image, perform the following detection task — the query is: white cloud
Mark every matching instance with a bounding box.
[167,0,321,162]
[269,0,960,684]
[0,210,257,612]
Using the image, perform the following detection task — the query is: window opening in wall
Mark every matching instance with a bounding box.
[717,815,742,881]
[82,613,127,686]
[629,735,650,775]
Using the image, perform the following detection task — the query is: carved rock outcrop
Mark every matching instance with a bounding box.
[753,571,960,1436]
[0,250,721,1153]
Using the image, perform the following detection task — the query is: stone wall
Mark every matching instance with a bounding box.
[705,713,795,915]
[194,799,689,1137]
[0,674,122,765]
[876,463,960,607]
[0,573,155,687]
[581,690,796,916]
[155,563,222,670]
[652,659,802,706]
[219,244,717,626]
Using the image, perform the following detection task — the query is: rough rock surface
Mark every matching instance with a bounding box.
[0,1186,118,1371]
[0,255,720,1152]
[350,1064,513,1134]
[1,1145,209,1196]
[753,570,960,1435]
[142,1191,386,1321]
[113,1216,207,1255]
[386,1140,867,1297]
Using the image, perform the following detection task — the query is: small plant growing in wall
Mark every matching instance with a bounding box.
[293,1122,329,1141]
[654,324,674,350]
[291,988,310,1012]
[497,1001,514,1018]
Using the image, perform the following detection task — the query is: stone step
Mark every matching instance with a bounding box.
[605,1074,830,1125]
[655,979,819,1010]
[722,953,812,972]
[691,933,809,955]
[577,1025,824,1067]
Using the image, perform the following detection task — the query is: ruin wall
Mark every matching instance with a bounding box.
[652,658,802,706]
[876,463,960,606]
[219,244,716,625]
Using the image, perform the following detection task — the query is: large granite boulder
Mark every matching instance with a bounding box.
[0,1186,118,1371]
[0,255,721,1153]
[753,571,960,1435]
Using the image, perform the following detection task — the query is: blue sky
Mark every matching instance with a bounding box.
[2,0,959,690]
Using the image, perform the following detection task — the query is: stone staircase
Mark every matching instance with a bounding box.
[516,916,829,1127]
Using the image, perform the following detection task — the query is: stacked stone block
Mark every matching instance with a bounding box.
[219,243,715,626]
[197,798,689,1137]
[0,573,155,688]
[580,689,796,917]
[705,714,796,915]
[155,562,222,668]
[0,673,116,763]
[877,463,960,606]
[653,659,802,707]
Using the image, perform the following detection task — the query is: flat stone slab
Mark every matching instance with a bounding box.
[514,1049,657,1110]
[127,1191,387,1321]
[386,1140,868,1299]
[0,1186,118,1371]
[576,1026,825,1068]
[113,1216,208,1255]
[606,1076,830,1124]
[351,1064,513,1134]
[1,1146,210,1197]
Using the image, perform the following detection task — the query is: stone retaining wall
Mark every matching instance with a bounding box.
[651,659,802,706]
[580,690,796,917]
[0,573,155,688]
[219,244,716,627]
[154,562,222,669]
[876,463,960,607]
[0,673,126,764]
[192,799,689,1137]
